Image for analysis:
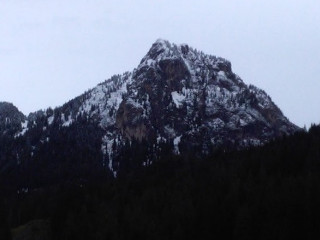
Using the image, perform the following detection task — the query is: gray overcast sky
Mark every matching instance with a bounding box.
[1,0,319,127]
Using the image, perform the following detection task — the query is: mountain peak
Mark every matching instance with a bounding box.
[116,40,299,156]
[0,101,26,136]
[154,38,171,46]
[142,39,195,62]
[0,40,300,177]
[140,38,173,63]
[0,101,17,109]
[140,39,232,74]
[0,102,25,120]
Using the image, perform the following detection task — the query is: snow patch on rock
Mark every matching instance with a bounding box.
[171,91,186,108]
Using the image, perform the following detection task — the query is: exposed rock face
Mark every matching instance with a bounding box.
[114,39,298,152]
[116,100,148,141]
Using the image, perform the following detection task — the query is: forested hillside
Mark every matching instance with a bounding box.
[1,125,319,240]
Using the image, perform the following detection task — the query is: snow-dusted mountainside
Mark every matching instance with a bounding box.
[0,39,299,177]
[116,40,297,150]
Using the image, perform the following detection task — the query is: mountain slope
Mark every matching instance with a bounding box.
[0,39,299,178]
[0,102,26,136]
[116,40,297,151]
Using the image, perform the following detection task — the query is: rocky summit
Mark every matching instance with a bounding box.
[0,39,299,177]
[116,39,297,149]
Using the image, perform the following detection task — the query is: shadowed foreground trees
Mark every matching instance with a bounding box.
[1,125,320,239]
